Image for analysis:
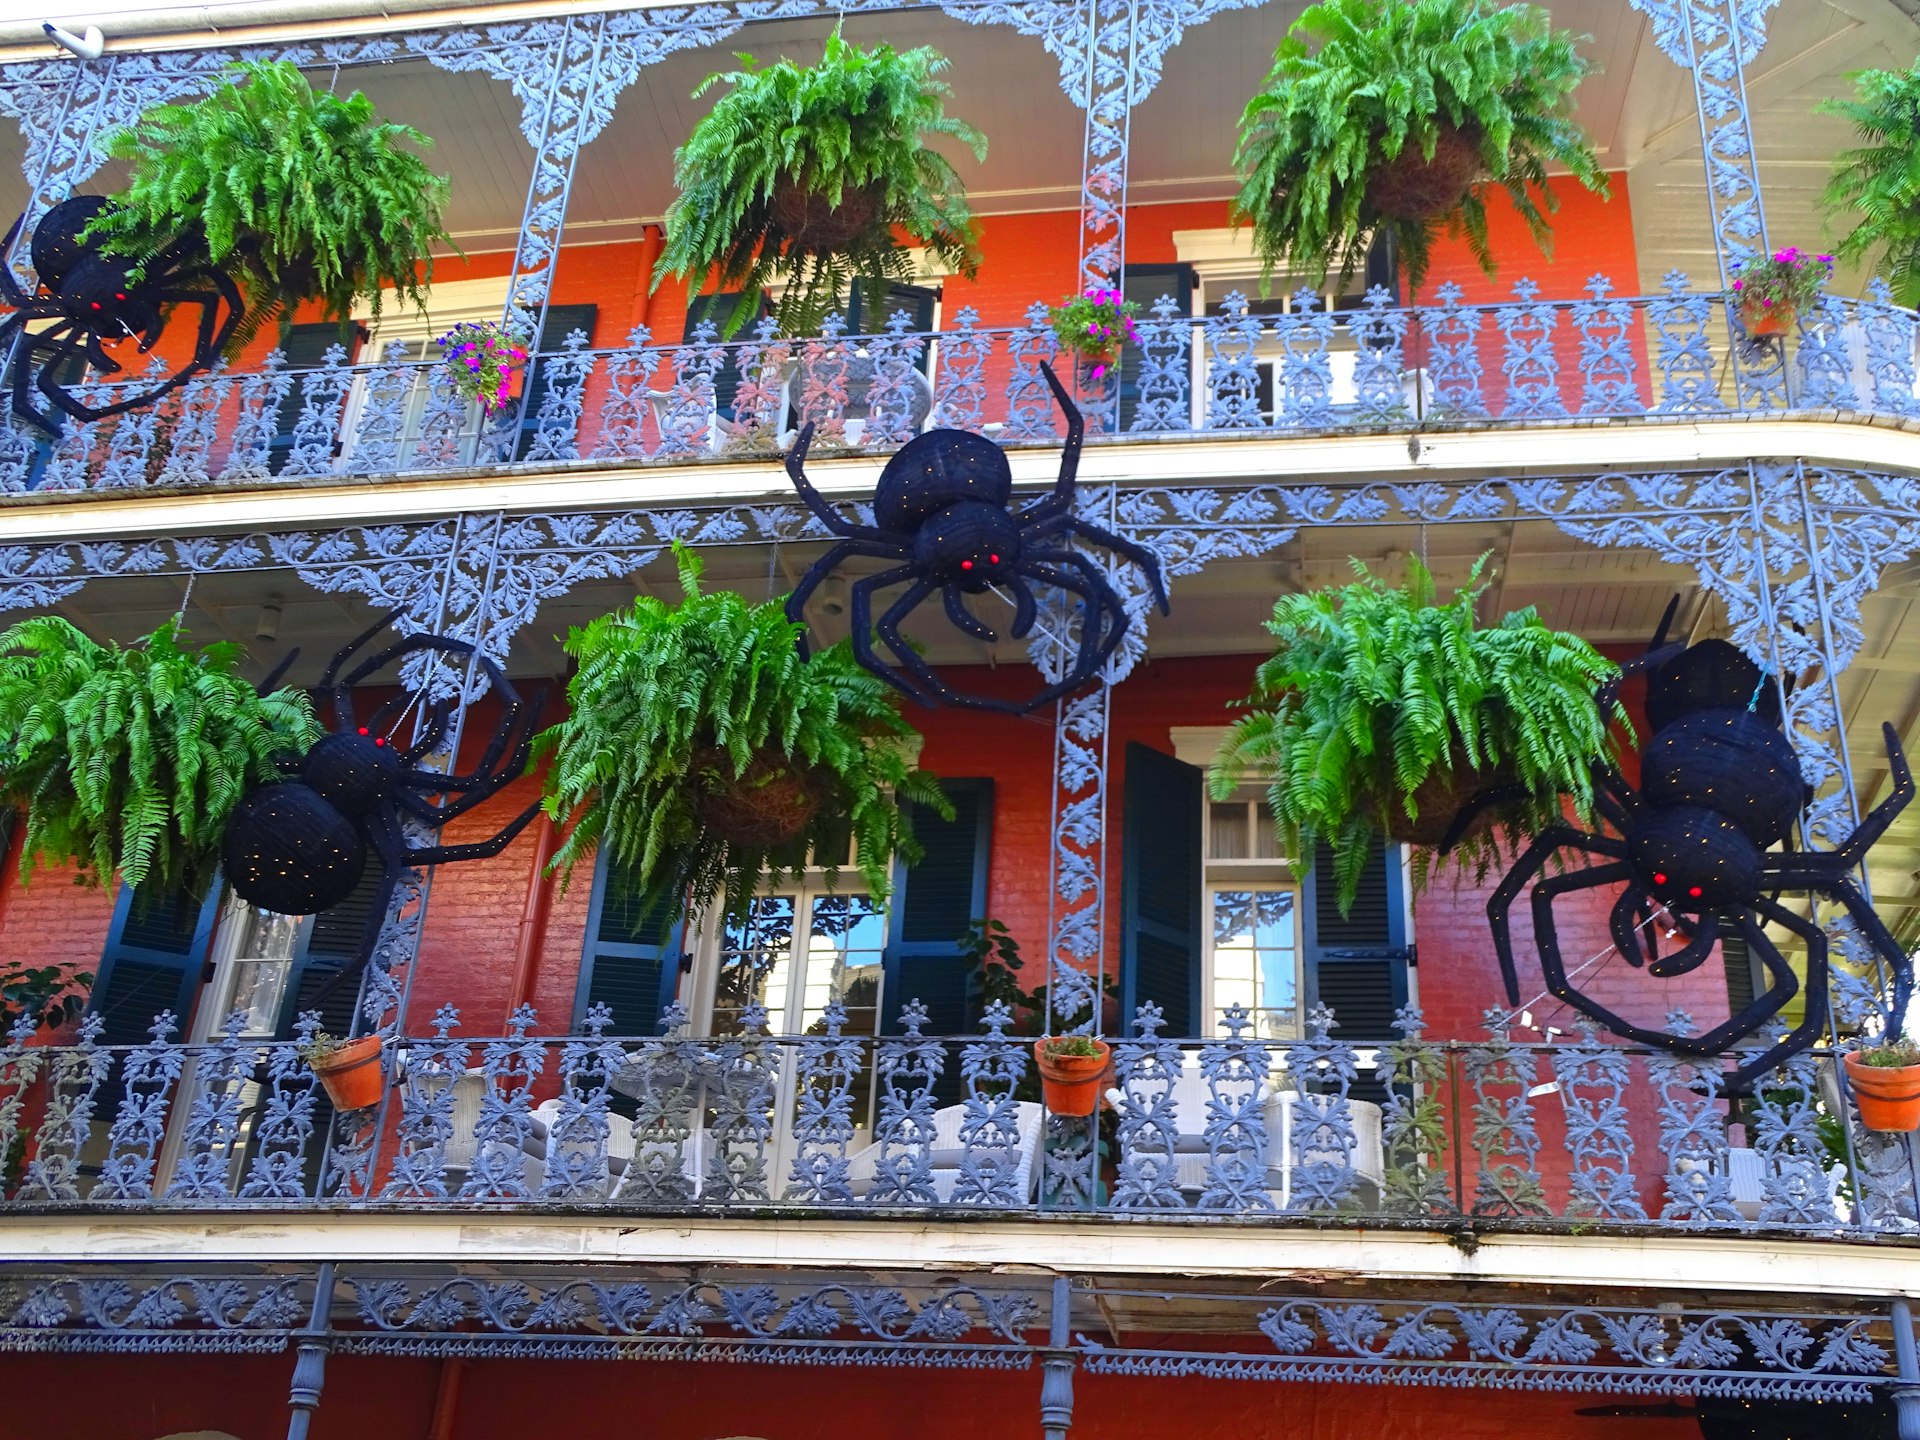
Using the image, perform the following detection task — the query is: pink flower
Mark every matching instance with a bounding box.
[1732,279,1743,290]
[1089,363,1108,380]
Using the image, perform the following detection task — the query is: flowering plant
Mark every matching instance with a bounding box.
[436,319,529,416]
[1046,287,1140,379]
[1729,247,1833,317]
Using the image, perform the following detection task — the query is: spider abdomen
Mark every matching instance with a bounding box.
[1628,806,1765,912]
[305,731,400,817]
[221,782,368,915]
[1641,708,1807,845]
[874,429,1013,530]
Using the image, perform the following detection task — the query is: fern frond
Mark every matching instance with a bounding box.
[534,542,951,927]
[1229,0,1605,294]
[1211,553,1621,913]
[0,617,319,892]
[653,32,986,337]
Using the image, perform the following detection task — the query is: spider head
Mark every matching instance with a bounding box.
[1628,807,1764,914]
[305,729,401,818]
[914,500,1022,593]
[61,253,160,340]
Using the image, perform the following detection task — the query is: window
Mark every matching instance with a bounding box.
[342,276,513,468]
[1204,784,1302,1040]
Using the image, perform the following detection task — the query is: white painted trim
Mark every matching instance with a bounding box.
[4,1211,1919,1300]
[1170,725,1231,768]
[7,417,1920,545]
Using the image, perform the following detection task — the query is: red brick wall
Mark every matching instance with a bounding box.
[0,1349,1701,1440]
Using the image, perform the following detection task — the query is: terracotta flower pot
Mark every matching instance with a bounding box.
[1073,344,1122,376]
[769,177,884,251]
[1845,1051,1920,1133]
[309,1034,386,1112]
[1368,124,1483,223]
[1739,297,1793,337]
[695,750,825,849]
[1033,1038,1112,1117]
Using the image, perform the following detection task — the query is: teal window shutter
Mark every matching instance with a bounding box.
[684,291,763,422]
[1119,742,1204,1037]
[1117,263,1195,431]
[1303,836,1412,1103]
[88,886,223,1049]
[268,322,357,475]
[514,303,599,460]
[274,866,388,1041]
[881,778,993,1042]
[574,851,685,1038]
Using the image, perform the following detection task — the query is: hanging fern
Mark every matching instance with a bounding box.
[0,617,319,894]
[85,59,455,348]
[1822,62,1920,308]
[535,543,951,925]
[1212,555,1623,912]
[653,31,986,337]
[1231,0,1606,295]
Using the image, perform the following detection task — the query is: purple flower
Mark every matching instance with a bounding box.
[1818,255,1833,264]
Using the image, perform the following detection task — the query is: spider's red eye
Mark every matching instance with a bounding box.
[358,727,369,736]
[374,737,385,747]
[1653,872,1667,885]
[1688,885,1703,898]
[89,301,100,310]
[115,292,125,301]
[960,559,973,570]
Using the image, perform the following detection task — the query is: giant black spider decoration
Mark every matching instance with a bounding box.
[782,361,1170,714]
[221,613,543,974]
[1485,602,1914,1089]
[0,196,243,436]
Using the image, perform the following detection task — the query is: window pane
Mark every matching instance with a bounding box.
[801,893,885,1130]
[216,960,289,1036]
[1211,888,1299,1041]
[1209,802,1250,861]
[713,897,796,1033]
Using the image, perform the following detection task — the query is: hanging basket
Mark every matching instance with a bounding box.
[695,750,826,849]
[1382,761,1517,850]
[308,1034,386,1112]
[1368,125,1484,223]
[769,177,885,252]
[1739,296,1794,337]
[1845,1052,1920,1133]
[1033,1038,1112,1117]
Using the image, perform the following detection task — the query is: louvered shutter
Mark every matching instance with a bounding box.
[881,778,993,1041]
[575,852,685,1038]
[1117,263,1195,431]
[1119,742,1204,1037]
[1303,837,1412,1103]
[267,323,355,475]
[88,886,222,1119]
[513,303,598,460]
[846,281,938,374]
[684,292,762,422]
[275,866,387,1041]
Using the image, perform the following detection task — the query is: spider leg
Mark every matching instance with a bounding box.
[786,422,894,542]
[1721,899,1830,1092]
[5,318,59,435]
[396,799,543,865]
[396,685,548,828]
[395,701,455,765]
[1435,780,1534,856]
[1026,547,1132,672]
[1646,909,1720,980]
[873,573,985,710]
[256,646,301,696]
[941,584,999,643]
[1785,874,1916,1041]
[0,218,32,308]
[1607,880,1656,969]
[1053,516,1170,614]
[1016,555,1117,710]
[1486,824,1628,1005]
[319,608,408,698]
[1829,722,1914,870]
[1012,361,1084,528]
[337,632,474,693]
[849,564,939,707]
[784,537,911,655]
[1004,572,1039,640]
[1525,860,1646,1035]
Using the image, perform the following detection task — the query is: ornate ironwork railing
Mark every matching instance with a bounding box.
[2,997,1915,1234]
[5,276,1918,496]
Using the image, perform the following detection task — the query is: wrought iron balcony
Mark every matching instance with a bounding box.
[6,277,1918,497]
[3,995,1913,1237]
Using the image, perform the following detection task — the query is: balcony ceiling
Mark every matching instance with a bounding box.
[305,0,1920,297]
